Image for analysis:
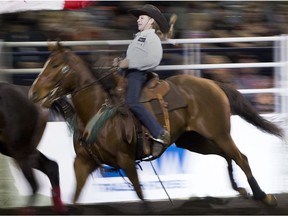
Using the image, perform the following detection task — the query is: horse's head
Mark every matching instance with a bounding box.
[29,41,89,107]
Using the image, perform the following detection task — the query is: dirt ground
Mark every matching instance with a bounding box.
[1,193,288,215]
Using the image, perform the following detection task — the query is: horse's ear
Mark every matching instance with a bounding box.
[47,39,65,52]
[55,38,66,52]
[47,40,56,52]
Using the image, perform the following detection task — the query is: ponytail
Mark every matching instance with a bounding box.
[155,13,177,40]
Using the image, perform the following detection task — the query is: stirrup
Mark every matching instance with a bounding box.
[151,136,165,144]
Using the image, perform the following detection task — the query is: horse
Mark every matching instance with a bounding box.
[0,83,66,214]
[29,42,283,208]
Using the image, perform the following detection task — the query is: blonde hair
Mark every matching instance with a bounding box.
[154,13,177,40]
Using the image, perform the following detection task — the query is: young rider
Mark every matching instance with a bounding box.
[113,4,175,157]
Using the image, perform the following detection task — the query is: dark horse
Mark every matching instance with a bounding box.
[29,42,283,208]
[0,83,66,213]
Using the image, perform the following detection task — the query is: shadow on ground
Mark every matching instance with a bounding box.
[1,193,288,215]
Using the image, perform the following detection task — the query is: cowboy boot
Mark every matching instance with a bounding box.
[152,129,170,158]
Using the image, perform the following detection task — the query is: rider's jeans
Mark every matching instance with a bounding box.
[125,69,163,138]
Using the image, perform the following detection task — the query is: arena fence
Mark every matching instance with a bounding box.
[1,35,288,115]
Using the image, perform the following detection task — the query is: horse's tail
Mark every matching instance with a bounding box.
[216,81,284,138]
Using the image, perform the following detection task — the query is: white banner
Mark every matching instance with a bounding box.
[0,0,94,14]
[8,116,286,204]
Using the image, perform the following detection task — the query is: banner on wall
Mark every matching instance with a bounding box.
[8,116,285,204]
[0,0,95,14]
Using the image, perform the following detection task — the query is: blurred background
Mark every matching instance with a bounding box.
[0,1,288,208]
[1,1,287,114]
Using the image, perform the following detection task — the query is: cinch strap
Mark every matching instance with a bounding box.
[157,93,170,133]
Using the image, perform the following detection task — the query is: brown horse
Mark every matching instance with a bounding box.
[0,83,66,213]
[29,42,283,208]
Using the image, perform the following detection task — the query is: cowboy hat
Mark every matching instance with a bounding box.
[129,4,169,33]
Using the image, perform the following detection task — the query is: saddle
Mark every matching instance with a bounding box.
[136,73,187,159]
[83,72,187,160]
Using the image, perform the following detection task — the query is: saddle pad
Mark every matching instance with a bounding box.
[144,80,187,115]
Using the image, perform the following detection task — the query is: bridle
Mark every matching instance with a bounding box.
[53,54,117,98]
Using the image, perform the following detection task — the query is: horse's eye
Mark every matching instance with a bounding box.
[52,64,59,68]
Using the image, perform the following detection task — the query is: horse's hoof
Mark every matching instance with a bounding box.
[66,205,85,215]
[237,187,249,198]
[18,207,37,215]
[53,205,69,215]
[261,194,277,207]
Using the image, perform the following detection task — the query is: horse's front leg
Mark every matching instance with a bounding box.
[73,153,98,203]
[119,156,143,200]
[15,157,38,213]
[31,150,67,214]
[118,154,153,214]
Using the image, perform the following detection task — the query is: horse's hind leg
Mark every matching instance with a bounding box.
[175,133,247,196]
[31,150,66,213]
[215,134,277,206]
[225,158,248,197]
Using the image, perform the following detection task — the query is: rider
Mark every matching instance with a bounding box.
[113,4,175,158]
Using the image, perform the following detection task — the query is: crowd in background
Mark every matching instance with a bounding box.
[0,1,287,114]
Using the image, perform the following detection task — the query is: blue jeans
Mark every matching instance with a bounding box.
[125,69,163,138]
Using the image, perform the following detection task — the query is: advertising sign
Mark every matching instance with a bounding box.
[9,116,285,204]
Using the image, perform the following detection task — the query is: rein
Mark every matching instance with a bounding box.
[71,67,117,96]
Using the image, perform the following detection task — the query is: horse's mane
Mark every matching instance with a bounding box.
[91,62,119,94]
[50,97,77,133]
[53,42,120,98]
[85,57,122,103]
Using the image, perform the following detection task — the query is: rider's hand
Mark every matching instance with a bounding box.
[118,58,129,69]
[112,57,122,67]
